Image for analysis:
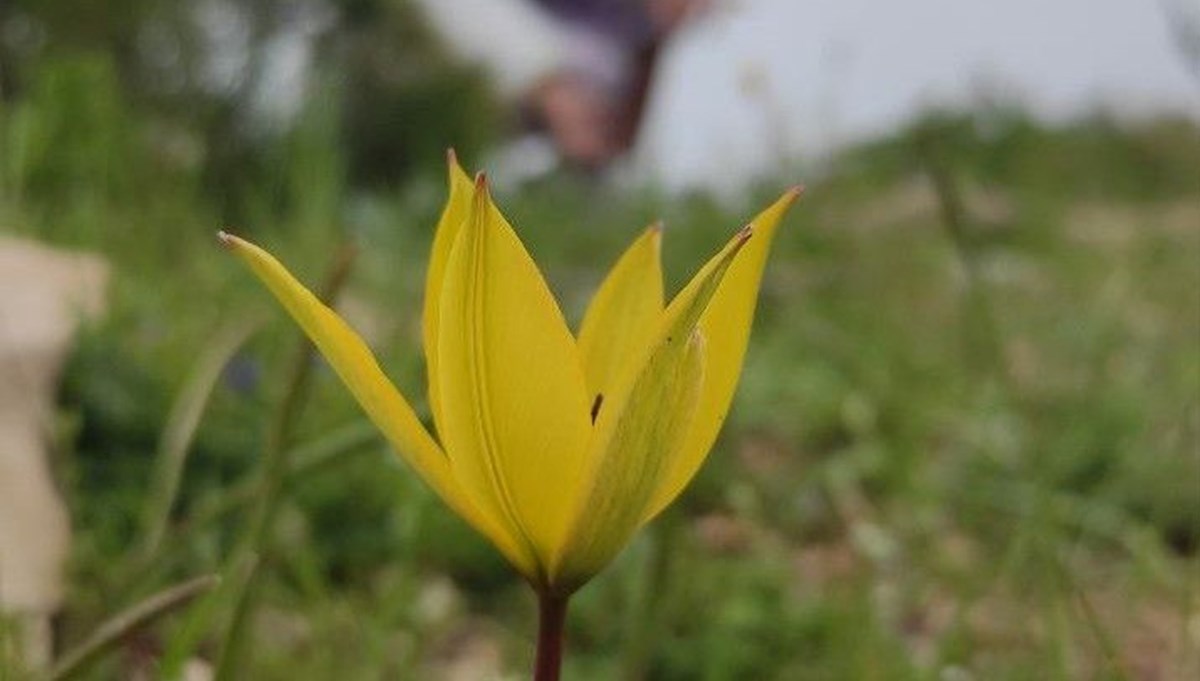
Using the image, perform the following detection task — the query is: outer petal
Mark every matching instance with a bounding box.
[550,229,751,590]
[644,187,802,520]
[423,151,476,433]
[436,177,592,582]
[577,225,664,401]
[218,232,537,577]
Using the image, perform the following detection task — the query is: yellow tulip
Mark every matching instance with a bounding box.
[219,154,797,674]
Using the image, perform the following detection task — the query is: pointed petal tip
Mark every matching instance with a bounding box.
[216,230,238,249]
[445,149,462,180]
[646,221,665,248]
[473,172,491,201]
[784,184,806,203]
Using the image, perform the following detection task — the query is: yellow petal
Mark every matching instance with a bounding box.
[577,225,664,401]
[550,229,751,589]
[218,231,537,577]
[436,178,592,582]
[644,187,801,520]
[423,150,476,433]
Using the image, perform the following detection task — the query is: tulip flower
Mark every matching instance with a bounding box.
[219,153,799,679]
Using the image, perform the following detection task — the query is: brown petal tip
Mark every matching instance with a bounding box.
[216,230,237,248]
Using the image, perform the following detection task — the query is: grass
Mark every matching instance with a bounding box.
[2,86,1198,678]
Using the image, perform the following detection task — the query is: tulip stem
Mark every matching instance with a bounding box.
[534,592,569,681]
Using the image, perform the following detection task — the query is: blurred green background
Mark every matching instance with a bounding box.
[1,0,1198,679]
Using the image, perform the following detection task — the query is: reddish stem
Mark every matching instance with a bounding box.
[534,592,569,681]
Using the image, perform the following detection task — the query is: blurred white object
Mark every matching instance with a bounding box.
[412,0,1200,191]
[642,0,1200,189]
[411,0,570,98]
[0,237,109,670]
[485,133,562,190]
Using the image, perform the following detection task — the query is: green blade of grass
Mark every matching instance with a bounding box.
[212,243,358,679]
[138,316,261,561]
[45,575,219,681]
